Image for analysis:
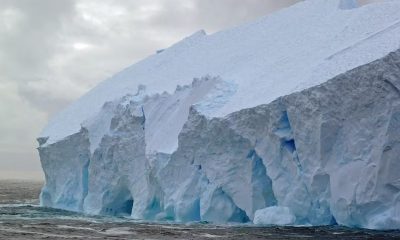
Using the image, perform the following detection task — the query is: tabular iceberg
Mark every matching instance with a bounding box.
[38,0,400,229]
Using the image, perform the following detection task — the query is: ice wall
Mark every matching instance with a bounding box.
[39,49,400,229]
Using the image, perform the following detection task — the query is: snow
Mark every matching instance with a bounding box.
[338,0,358,9]
[38,0,400,230]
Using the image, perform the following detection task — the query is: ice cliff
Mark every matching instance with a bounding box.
[38,0,400,229]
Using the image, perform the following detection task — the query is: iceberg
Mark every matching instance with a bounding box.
[254,206,296,226]
[38,0,400,229]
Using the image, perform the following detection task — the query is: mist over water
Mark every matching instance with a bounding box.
[0,180,399,239]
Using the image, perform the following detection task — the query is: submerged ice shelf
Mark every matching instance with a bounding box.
[38,0,400,230]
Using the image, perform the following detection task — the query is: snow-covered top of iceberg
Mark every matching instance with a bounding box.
[41,0,400,145]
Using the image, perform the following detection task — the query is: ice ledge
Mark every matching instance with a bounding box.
[79,75,236,155]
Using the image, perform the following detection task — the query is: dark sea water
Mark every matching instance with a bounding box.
[1,180,399,239]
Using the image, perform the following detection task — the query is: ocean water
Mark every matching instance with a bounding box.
[0,180,399,239]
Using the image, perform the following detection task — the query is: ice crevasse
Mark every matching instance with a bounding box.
[38,0,400,229]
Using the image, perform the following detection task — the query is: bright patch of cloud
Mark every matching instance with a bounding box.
[73,42,92,50]
[0,8,24,32]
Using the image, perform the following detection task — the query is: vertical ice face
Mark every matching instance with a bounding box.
[38,0,400,229]
[39,129,90,212]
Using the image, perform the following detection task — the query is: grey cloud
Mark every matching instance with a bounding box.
[191,0,299,32]
[18,84,72,116]
[120,0,300,35]
[0,0,80,118]
[0,0,76,81]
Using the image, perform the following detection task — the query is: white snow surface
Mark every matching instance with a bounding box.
[41,0,400,153]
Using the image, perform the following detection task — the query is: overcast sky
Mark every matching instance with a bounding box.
[0,0,379,180]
